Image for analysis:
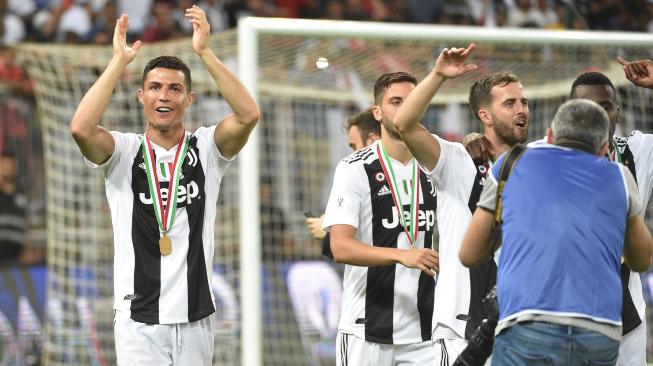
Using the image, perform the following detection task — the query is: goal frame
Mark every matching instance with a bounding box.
[237,17,653,366]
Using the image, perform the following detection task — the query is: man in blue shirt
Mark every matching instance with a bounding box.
[459,99,653,365]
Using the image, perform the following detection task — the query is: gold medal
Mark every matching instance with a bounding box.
[159,234,172,256]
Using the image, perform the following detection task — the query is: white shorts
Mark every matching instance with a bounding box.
[617,321,646,366]
[433,338,468,366]
[114,310,215,366]
[336,332,434,366]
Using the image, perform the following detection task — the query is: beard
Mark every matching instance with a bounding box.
[381,115,402,140]
[491,112,528,145]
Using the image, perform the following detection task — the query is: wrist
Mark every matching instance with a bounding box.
[109,56,130,69]
[196,48,214,59]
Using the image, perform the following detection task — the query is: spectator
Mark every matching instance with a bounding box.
[0,152,26,265]
[87,0,118,44]
[506,0,541,28]
[460,99,653,364]
[0,0,25,44]
[142,0,183,43]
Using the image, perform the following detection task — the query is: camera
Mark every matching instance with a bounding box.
[453,286,499,366]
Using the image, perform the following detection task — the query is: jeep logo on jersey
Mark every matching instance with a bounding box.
[139,181,200,206]
[381,207,435,231]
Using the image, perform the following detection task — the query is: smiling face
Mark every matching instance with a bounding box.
[138,67,194,132]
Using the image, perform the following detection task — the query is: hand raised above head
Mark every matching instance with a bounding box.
[185,5,211,55]
[434,43,478,80]
[113,14,141,64]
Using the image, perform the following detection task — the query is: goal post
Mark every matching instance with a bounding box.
[236,17,653,366]
[12,17,653,366]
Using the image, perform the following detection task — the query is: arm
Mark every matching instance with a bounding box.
[393,44,477,171]
[70,14,141,164]
[330,224,439,277]
[459,207,495,268]
[185,5,260,159]
[624,215,653,272]
[617,57,653,89]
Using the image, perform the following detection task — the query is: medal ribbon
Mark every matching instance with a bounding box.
[376,142,421,247]
[141,130,189,235]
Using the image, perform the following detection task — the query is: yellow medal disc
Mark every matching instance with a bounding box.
[159,234,172,256]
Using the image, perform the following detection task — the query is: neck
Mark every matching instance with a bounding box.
[146,124,184,149]
[484,132,510,162]
[381,134,413,165]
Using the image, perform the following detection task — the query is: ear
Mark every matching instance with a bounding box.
[187,91,195,107]
[372,105,382,122]
[478,108,491,127]
[598,141,609,157]
[545,128,554,144]
[137,89,144,104]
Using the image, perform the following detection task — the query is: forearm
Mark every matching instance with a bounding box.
[197,49,259,126]
[459,208,494,267]
[394,71,446,134]
[70,57,128,137]
[331,236,402,267]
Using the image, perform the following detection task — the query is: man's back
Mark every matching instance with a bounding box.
[495,145,631,324]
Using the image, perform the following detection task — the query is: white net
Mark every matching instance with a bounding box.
[15,20,653,365]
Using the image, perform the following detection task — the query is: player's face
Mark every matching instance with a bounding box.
[138,67,194,131]
[347,125,366,151]
[572,84,618,139]
[487,82,529,145]
[374,82,415,140]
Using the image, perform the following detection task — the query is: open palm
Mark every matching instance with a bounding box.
[435,43,477,79]
[112,14,141,63]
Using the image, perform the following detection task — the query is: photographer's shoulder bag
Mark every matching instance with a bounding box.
[488,144,527,253]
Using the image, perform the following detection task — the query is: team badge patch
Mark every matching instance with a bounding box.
[375,172,385,182]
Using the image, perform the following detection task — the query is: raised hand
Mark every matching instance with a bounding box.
[618,57,653,89]
[434,43,478,80]
[185,5,211,55]
[398,248,440,277]
[113,14,141,64]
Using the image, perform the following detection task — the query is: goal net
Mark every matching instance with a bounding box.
[14,19,653,365]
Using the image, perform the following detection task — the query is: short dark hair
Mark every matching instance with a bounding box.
[142,55,192,90]
[373,72,417,104]
[570,72,615,98]
[345,108,381,140]
[469,72,520,122]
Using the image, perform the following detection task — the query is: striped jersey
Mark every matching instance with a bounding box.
[425,135,482,340]
[612,131,653,333]
[323,140,436,344]
[88,126,230,324]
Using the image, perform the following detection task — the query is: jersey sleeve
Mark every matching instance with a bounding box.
[476,171,498,212]
[322,160,362,231]
[620,164,642,218]
[84,131,133,180]
[423,134,476,197]
[195,125,234,174]
[627,131,653,210]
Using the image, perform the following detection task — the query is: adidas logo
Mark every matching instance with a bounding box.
[377,185,391,196]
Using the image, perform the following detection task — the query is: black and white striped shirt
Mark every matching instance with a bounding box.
[89,126,230,324]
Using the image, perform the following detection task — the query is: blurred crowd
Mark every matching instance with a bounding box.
[1,0,653,262]
[0,0,652,46]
